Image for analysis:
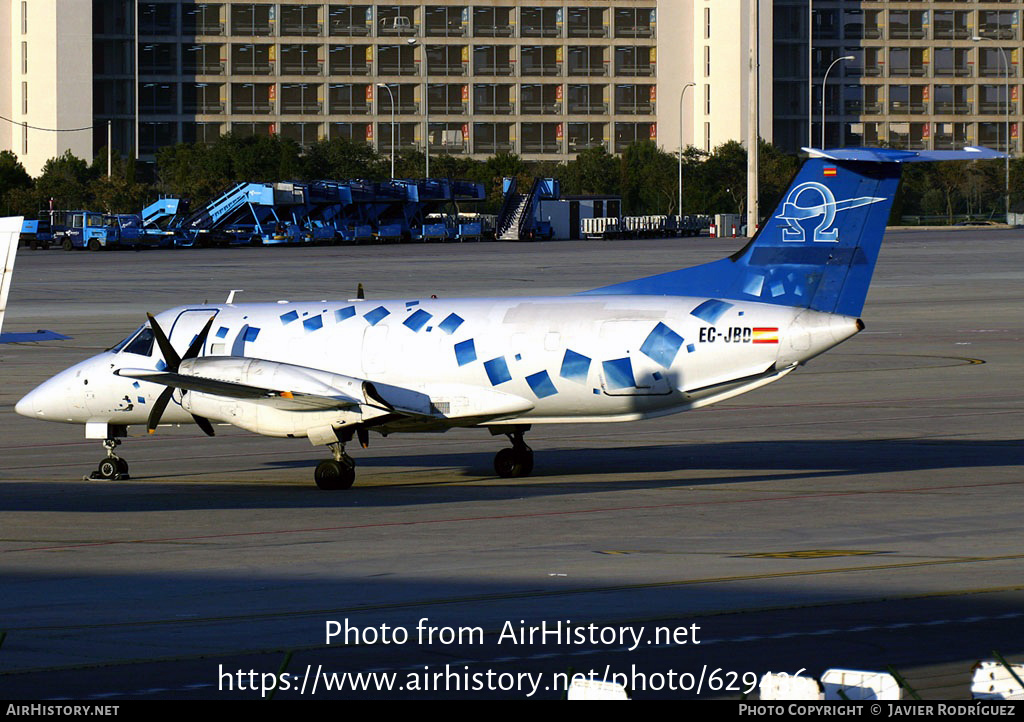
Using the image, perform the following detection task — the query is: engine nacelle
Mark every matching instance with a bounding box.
[175,357,371,438]
[178,357,366,402]
[183,392,361,438]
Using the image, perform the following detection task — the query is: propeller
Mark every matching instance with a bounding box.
[145,313,217,437]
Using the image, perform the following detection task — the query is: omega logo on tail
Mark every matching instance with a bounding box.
[776,182,885,243]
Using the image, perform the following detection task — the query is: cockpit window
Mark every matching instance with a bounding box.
[123,327,156,357]
[107,325,144,353]
[109,326,156,357]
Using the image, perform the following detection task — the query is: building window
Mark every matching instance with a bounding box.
[21,42,27,74]
[704,7,711,40]
[704,121,710,152]
[704,46,710,77]
[704,84,711,115]
[21,1,27,34]
[21,82,27,115]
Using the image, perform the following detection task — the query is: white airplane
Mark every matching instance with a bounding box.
[13,147,1001,489]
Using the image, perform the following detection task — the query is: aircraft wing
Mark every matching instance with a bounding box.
[115,358,535,424]
[115,367,365,411]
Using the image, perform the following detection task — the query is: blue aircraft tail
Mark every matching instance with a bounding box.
[583,147,1003,318]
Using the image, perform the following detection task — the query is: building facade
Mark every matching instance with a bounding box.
[6,1,1018,178]
[778,0,1022,154]
[5,0,780,175]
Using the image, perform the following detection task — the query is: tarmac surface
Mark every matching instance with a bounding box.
[0,230,1022,700]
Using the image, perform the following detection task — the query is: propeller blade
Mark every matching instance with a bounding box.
[147,313,181,371]
[192,414,216,437]
[145,313,216,435]
[182,315,216,362]
[357,427,369,449]
[147,387,174,434]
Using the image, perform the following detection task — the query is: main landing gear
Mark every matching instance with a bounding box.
[494,428,533,478]
[315,442,356,490]
[90,438,130,480]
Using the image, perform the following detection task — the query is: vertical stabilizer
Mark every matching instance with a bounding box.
[583,147,1004,318]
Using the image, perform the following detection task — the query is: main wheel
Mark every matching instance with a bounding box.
[62,238,74,251]
[88,238,102,251]
[315,458,356,490]
[494,446,534,478]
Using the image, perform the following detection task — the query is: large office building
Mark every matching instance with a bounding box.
[2,2,1020,177]
[776,0,1021,154]
[2,0,774,175]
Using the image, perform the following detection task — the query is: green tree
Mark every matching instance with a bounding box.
[34,150,96,209]
[697,140,748,216]
[471,152,528,208]
[89,153,151,214]
[156,141,233,205]
[618,140,678,215]
[757,139,800,214]
[561,146,619,196]
[0,150,32,215]
[303,137,385,181]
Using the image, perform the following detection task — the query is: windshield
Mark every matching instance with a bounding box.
[108,325,156,357]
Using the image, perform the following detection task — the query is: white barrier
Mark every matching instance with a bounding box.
[759,672,824,700]
[972,660,1024,700]
[820,669,901,700]
[567,678,630,700]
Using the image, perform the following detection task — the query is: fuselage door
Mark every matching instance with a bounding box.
[168,308,221,358]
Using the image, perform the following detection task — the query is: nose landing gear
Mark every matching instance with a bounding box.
[90,438,130,480]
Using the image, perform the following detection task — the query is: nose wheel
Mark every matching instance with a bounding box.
[494,430,533,478]
[90,439,130,480]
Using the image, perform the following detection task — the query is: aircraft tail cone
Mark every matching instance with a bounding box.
[778,309,863,368]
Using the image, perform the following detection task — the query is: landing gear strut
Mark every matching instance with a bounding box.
[90,438,130,480]
[494,429,533,478]
[315,441,356,490]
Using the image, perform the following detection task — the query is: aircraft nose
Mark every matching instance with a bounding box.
[16,374,76,422]
[14,389,35,417]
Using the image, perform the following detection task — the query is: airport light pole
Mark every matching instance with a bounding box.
[972,36,1011,221]
[808,0,813,148]
[407,37,428,178]
[377,83,396,179]
[821,55,854,149]
[677,82,696,218]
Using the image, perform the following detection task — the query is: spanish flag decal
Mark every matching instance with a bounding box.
[824,167,837,177]
[752,327,779,344]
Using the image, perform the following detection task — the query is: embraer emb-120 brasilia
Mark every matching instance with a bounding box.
[15,147,1002,489]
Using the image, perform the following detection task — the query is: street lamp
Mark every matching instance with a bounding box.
[377,83,396,179]
[677,82,696,219]
[406,36,428,178]
[972,36,1011,221]
[808,0,813,148]
[821,55,854,149]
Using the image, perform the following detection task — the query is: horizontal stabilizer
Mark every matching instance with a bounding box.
[804,146,1006,163]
